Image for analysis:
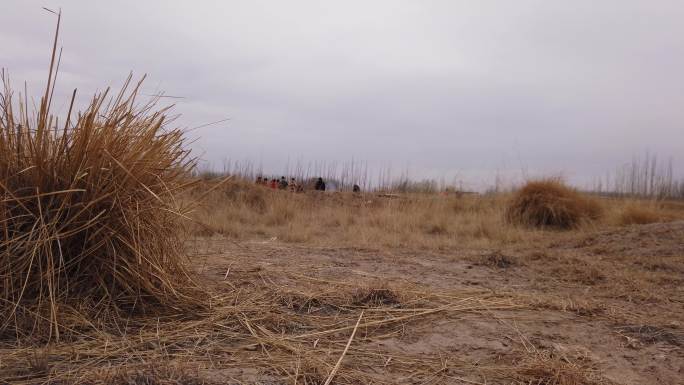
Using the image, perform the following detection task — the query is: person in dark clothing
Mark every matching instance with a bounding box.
[314,177,326,191]
[352,184,361,193]
[278,176,288,190]
[256,176,263,185]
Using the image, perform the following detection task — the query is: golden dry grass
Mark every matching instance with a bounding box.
[0,18,200,341]
[186,179,684,249]
[3,175,682,384]
[505,179,603,230]
[186,180,531,249]
[617,204,670,225]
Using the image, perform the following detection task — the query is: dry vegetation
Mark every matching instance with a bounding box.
[0,70,202,341]
[186,180,526,249]
[505,179,603,230]
[186,179,684,247]
[2,145,684,385]
[2,18,684,385]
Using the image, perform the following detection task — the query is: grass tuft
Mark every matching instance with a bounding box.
[505,179,603,230]
[0,18,200,340]
[618,204,665,225]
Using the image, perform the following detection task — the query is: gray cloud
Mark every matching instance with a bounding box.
[2,0,683,189]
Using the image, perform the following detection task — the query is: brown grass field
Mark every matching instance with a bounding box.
[2,19,683,384]
[4,178,683,385]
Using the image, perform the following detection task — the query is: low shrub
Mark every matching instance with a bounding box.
[1,37,200,339]
[505,179,602,230]
[618,205,663,225]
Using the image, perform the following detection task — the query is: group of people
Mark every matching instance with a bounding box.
[255,176,331,192]
[256,176,302,192]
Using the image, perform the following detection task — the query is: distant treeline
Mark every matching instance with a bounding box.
[592,154,684,199]
[195,155,684,199]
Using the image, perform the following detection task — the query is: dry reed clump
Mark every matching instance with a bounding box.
[350,286,401,307]
[213,179,268,213]
[474,251,518,268]
[505,179,603,230]
[423,221,449,235]
[514,351,604,385]
[618,204,665,225]
[0,24,200,340]
[279,291,342,315]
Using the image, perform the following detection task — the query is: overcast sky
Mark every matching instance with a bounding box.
[2,1,683,189]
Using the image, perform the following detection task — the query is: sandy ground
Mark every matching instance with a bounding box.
[185,221,684,384]
[2,222,682,385]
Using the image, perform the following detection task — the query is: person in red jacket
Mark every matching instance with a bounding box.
[270,179,277,189]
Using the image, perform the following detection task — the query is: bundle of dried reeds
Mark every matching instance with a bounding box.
[505,179,603,230]
[0,16,199,341]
